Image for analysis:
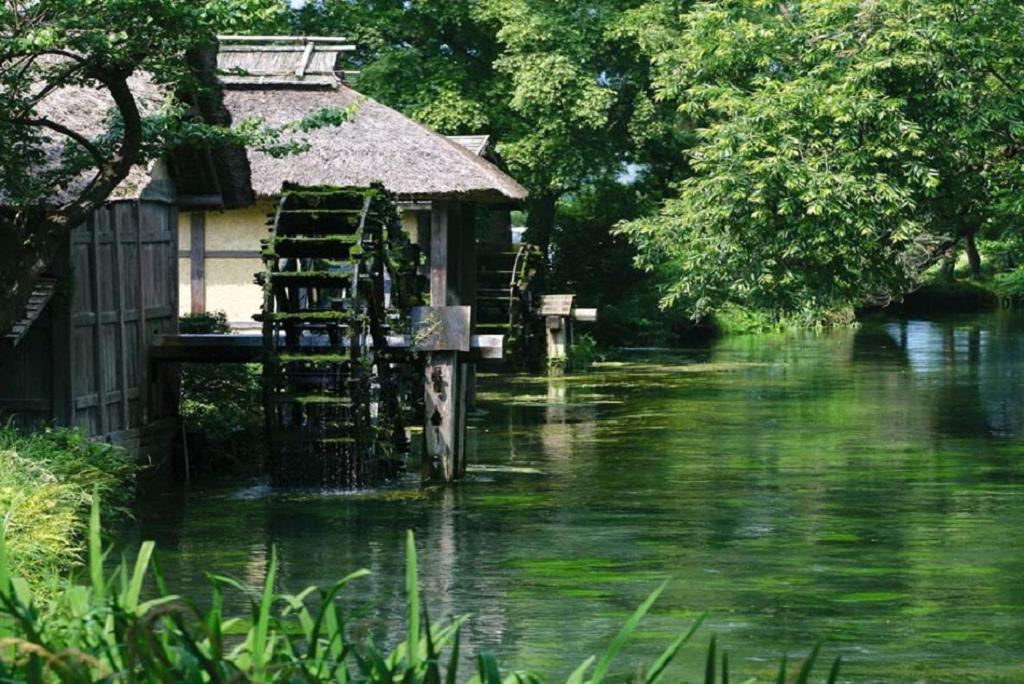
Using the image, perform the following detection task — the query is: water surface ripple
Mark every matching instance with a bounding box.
[124,314,1024,682]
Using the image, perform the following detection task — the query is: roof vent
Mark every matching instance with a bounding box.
[216,36,356,88]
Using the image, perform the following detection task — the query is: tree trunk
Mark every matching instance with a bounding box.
[964,230,982,278]
[524,192,559,260]
[0,72,143,336]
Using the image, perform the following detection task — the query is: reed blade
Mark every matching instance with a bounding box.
[795,642,822,684]
[591,580,667,683]
[406,530,420,670]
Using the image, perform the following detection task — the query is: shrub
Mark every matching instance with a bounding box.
[0,426,135,584]
[993,267,1024,303]
[0,500,841,683]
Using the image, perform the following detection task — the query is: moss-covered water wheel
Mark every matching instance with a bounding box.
[258,185,423,488]
[476,243,545,367]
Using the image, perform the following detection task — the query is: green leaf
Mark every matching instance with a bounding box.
[565,655,594,684]
[89,492,104,602]
[251,545,278,676]
[0,523,10,596]
[590,581,667,683]
[124,541,155,612]
[406,530,420,670]
[645,614,705,683]
[704,636,716,684]
[826,655,842,684]
[795,642,822,684]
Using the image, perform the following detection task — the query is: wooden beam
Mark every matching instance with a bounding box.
[425,200,462,483]
[149,333,504,364]
[430,202,449,306]
[217,35,354,45]
[176,194,224,210]
[190,211,206,314]
[295,40,315,77]
[178,249,260,260]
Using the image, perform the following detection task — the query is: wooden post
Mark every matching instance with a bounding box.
[424,201,463,482]
[458,206,478,419]
[190,211,206,314]
[541,295,575,373]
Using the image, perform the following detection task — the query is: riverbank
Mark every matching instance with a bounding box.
[0,425,135,584]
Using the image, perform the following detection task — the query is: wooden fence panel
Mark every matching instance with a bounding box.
[69,200,179,440]
[1,199,178,459]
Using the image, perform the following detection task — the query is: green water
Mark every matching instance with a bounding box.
[123,314,1024,682]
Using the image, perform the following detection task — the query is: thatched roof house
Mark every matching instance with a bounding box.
[216,37,527,203]
[181,37,527,326]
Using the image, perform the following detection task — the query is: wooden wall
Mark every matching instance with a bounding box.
[0,200,180,457]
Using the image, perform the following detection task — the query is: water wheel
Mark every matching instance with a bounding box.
[476,243,544,367]
[258,185,422,487]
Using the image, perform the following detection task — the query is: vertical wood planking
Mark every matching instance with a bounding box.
[89,213,108,436]
[135,202,149,424]
[113,206,131,429]
[190,211,206,314]
[430,202,449,305]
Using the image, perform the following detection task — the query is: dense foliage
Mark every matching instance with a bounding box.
[618,0,1024,321]
[0,502,840,683]
[6,0,1024,342]
[0,426,134,585]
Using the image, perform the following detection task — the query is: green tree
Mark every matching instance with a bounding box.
[619,0,1024,321]
[296,0,658,255]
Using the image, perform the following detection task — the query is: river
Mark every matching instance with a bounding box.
[121,313,1024,682]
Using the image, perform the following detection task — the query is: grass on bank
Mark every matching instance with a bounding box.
[0,499,841,683]
[0,425,135,585]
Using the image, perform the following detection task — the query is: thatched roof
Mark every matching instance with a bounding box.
[3,55,252,209]
[217,38,528,203]
[0,72,166,206]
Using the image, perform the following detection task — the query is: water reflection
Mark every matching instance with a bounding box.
[122,313,1024,682]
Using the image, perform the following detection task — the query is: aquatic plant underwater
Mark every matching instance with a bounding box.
[0,498,840,682]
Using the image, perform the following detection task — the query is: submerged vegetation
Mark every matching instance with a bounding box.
[0,426,135,585]
[0,501,841,683]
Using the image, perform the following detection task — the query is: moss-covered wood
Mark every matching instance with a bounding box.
[260,184,423,488]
